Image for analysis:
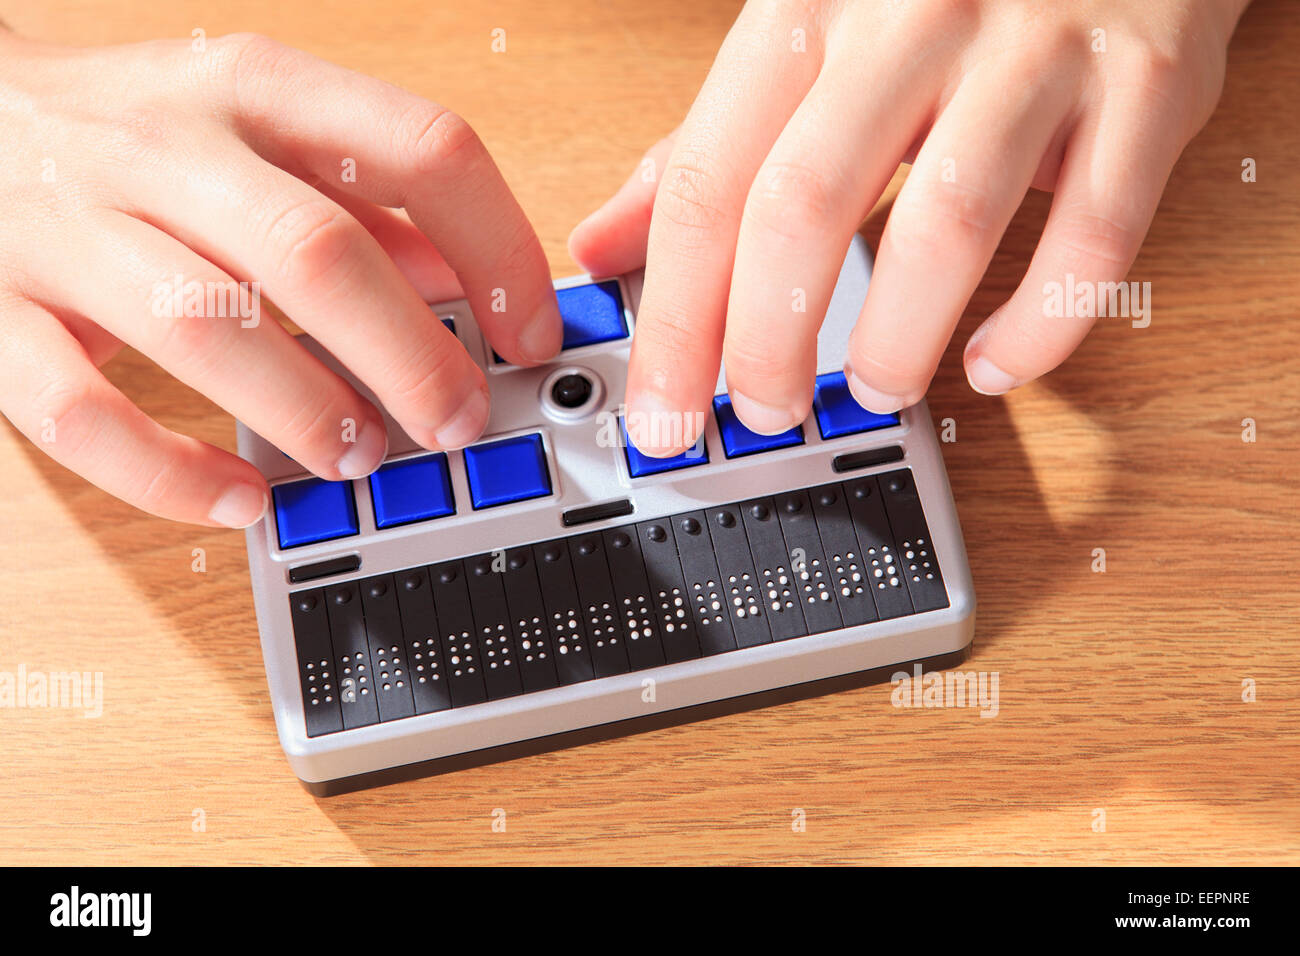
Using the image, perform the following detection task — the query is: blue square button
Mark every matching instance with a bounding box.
[557,280,628,350]
[712,395,804,458]
[813,371,900,439]
[368,453,456,529]
[620,419,709,477]
[464,433,552,509]
[273,477,359,549]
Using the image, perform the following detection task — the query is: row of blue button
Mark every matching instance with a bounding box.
[623,370,899,477]
[275,371,897,547]
[274,433,553,549]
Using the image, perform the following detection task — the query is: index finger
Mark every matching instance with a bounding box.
[209,33,561,366]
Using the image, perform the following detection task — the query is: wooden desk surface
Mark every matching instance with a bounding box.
[2,0,1296,866]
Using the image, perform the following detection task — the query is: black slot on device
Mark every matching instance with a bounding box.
[323,581,380,729]
[358,574,417,721]
[500,547,560,693]
[532,539,597,685]
[393,568,453,715]
[670,510,738,656]
[603,528,668,671]
[772,490,844,636]
[465,553,525,701]
[738,497,808,642]
[704,504,772,649]
[428,559,489,707]
[569,533,632,678]
[289,589,344,737]
[635,520,702,664]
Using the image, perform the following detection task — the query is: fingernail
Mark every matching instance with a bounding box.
[730,390,798,435]
[336,421,388,479]
[209,483,267,529]
[626,390,693,457]
[966,356,1019,396]
[434,388,490,449]
[517,301,562,364]
[844,366,906,414]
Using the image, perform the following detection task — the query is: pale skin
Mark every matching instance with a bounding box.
[571,0,1252,453]
[0,0,1252,525]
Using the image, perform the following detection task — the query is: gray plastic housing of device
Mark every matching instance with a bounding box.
[238,235,976,785]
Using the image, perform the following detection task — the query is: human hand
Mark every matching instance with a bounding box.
[570,0,1249,454]
[0,30,561,524]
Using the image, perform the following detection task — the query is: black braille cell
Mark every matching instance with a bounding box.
[499,546,559,693]
[602,525,667,671]
[324,581,380,729]
[704,504,771,649]
[842,476,914,620]
[358,572,417,721]
[428,558,488,707]
[532,537,596,684]
[289,587,342,737]
[739,495,808,641]
[809,483,879,628]
[773,490,843,636]
[464,552,524,700]
[876,469,949,613]
[569,534,631,678]
[635,519,701,664]
[393,568,452,715]
[670,509,736,656]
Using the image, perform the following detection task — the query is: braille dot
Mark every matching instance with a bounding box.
[333,588,352,605]
[751,503,770,520]
[297,595,317,613]
[368,580,387,598]
[783,497,802,513]
[716,511,735,528]
[612,532,631,549]
[648,525,667,542]
[681,518,700,535]
[509,553,526,570]
[818,489,836,507]
[578,540,595,555]
[853,484,871,499]
[402,573,422,591]
[473,559,491,575]
[543,546,561,562]
[439,567,457,584]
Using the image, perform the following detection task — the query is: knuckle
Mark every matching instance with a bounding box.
[1053,208,1141,271]
[890,178,1001,255]
[745,160,839,242]
[215,32,295,111]
[99,107,176,165]
[402,104,482,175]
[128,456,187,517]
[655,151,733,235]
[28,375,100,458]
[637,303,701,364]
[382,336,466,413]
[277,391,350,458]
[724,334,803,383]
[265,200,362,289]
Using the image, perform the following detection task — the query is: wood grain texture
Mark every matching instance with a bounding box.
[1,0,1296,865]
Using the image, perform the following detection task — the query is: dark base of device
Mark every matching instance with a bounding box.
[301,642,973,796]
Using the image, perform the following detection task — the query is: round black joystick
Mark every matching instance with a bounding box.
[551,373,593,410]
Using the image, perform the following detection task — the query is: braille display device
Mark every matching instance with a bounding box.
[238,236,975,794]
